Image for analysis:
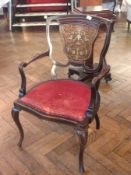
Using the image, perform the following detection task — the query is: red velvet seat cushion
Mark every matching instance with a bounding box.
[20,80,91,122]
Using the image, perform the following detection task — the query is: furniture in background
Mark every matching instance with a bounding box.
[78,0,117,13]
[79,0,116,12]
[102,0,116,12]
[126,0,131,31]
[121,0,131,31]
[11,0,73,28]
[0,7,3,15]
[118,0,123,9]
[73,5,116,19]
[80,0,102,6]
[0,0,12,31]
[12,14,111,175]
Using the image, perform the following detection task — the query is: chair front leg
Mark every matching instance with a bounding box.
[11,106,24,147]
[76,127,88,175]
[104,72,112,83]
[95,113,100,129]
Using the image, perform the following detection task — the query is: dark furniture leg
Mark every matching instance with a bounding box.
[76,127,88,175]
[95,113,100,129]
[11,107,24,147]
[104,72,112,83]
[127,20,130,31]
[68,68,80,78]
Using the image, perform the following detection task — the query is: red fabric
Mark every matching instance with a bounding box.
[20,80,91,122]
[26,0,68,12]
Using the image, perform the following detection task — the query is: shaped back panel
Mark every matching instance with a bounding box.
[59,22,98,63]
[46,15,112,74]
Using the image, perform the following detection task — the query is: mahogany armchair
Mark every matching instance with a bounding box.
[12,14,110,175]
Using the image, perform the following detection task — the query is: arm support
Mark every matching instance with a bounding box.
[18,50,49,97]
[83,65,110,124]
[91,64,110,88]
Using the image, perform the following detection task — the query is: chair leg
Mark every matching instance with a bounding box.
[68,68,79,78]
[11,106,24,147]
[104,72,112,83]
[127,21,130,32]
[95,113,100,129]
[76,127,88,175]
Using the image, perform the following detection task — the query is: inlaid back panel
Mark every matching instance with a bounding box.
[57,15,110,69]
[59,23,99,63]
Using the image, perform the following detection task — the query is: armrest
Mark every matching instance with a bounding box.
[84,65,110,123]
[91,64,110,88]
[19,50,49,97]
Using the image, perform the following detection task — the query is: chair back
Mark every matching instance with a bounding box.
[46,15,112,77]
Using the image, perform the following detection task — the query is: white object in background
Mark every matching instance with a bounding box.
[121,0,127,12]
[0,7,3,15]
[122,0,131,30]
[126,0,131,22]
[0,0,12,31]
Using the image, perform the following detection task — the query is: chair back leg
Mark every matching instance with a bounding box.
[127,20,130,31]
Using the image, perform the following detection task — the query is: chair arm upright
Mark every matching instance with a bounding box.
[91,64,110,89]
[83,64,110,124]
[18,51,49,97]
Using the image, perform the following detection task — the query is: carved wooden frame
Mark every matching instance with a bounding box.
[12,14,110,175]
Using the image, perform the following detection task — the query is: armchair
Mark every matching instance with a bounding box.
[12,14,110,175]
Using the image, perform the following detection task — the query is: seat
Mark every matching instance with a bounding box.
[12,14,110,175]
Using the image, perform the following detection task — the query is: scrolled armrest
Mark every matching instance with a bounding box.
[19,62,27,97]
[84,65,110,122]
[18,50,49,97]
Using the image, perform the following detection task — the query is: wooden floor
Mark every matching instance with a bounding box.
[0,14,131,175]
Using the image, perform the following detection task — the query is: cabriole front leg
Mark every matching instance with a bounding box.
[95,113,100,129]
[11,106,24,147]
[76,127,88,175]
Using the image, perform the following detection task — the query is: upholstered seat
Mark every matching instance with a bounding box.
[19,80,91,121]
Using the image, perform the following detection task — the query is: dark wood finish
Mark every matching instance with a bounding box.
[11,15,111,175]
[73,5,116,18]
[127,19,131,31]
[0,14,131,175]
